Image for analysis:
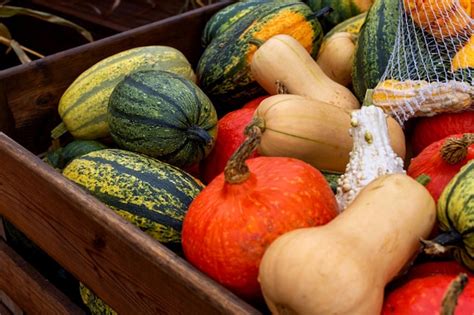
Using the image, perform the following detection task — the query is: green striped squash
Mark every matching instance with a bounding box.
[430,160,474,270]
[306,0,372,31]
[197,0,323,112]
[43,140,108,170]
[323,11,367,39]
[351,0,399,102]
[53,46,196,140]
[62,149,204,245]
[65,148,204,315]
[201,0,299,47]
[108,70,218,168]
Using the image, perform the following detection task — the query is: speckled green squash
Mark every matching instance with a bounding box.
[62,149,204,244]
[430,161,474,270]
[53,46,196,140]
[43,140,108,169]
[352,0,399,102]
[324,11,366,39]
[306,0,372,31]
[197,0,323,112]
[108,70,218,168]
[79,284,116,315]
[322,170,341,194]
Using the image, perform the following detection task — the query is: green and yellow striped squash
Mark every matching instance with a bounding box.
[428,160,474,270]
[53,46,196,140]
[201,0,297,47]
[108,70,218,169]
[62,149,204,245]
[65,148,204,315]
[197,0,323,113]
[351,0,399,102]
[306,0,373,31]
[323,11,367,39]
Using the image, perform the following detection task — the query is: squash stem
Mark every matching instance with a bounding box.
[440,273,469,315]
[421,230,464,256]
[187,125,213,147]
[312,6,333,20]
[441,133,474,165]
[248,38,264,48]
[224,117,265,185]
[416,174,431,186]
[51,122,68,139]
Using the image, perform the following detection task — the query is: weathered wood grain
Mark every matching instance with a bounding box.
[0,133,259,314]
[0,239,84,314]
[0,1,231,154]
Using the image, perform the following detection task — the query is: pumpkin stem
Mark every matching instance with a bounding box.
[312,6,333,20]
[224,117,265,185]
[421,230,464,256]
[441,133,474,165]
[276,80,288,94]
[440,273,469,315]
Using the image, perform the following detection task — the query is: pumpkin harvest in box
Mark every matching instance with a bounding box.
[24,0,474,313]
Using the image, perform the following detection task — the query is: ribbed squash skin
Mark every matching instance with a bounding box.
[407,134,474,201]
[202,0,295,47]
[108,70,218,168]
[79,285,116,315]
[62,149,204,244]
[437,161,474,269]
[306,0,372,30]
[58,46,196,139]
[352,0,399,102]
[43,140,108,169]
[197,1,323,111]
[323,11,367,38]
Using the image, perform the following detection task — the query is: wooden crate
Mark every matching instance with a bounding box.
[24,0,219,33]
[0,2,261,314]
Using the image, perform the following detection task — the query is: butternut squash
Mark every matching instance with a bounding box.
[316,32,357,86]
[258,174,436,315]
[253,94,406,172]
[250,34,360,110]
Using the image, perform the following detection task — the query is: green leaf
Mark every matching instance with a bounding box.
[0,5,93,42]
[0,22,11,39]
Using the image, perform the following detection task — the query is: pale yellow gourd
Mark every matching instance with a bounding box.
[250,34,360,110]
[258,174,436,315]
[316,32,357,86]
[253,94,405,172]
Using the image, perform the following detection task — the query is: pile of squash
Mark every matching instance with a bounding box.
[31,0,474,313]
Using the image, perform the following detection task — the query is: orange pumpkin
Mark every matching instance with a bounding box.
[182,123,338,300]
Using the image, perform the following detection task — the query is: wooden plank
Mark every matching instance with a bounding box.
[0,240,83,314]
[0,291,22,315]
[0,300,13,315]
[0,2,231,154]
[0,218,5,240]
[29,0,201,33]
[0,133,260,315]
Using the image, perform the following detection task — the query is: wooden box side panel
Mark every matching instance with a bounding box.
[0,239,85,314]
[0,2,231,153]
[0,133,258,315]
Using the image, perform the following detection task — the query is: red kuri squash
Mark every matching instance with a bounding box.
[242,95,269,110]
[410,112,474,155]
[382,274,474,314]
[182,122,338,300]
[407,133,474,201]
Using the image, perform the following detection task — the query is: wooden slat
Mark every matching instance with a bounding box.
[0,1,232,154]
[0,133,259,314]
[0,291,22,315]
[0,301,13,315]
[0,239,83,314]
[29,0,199,33]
